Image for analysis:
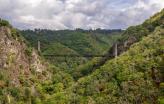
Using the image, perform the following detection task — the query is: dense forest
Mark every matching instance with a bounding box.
[0,9,163,104]
[21,29,122,71]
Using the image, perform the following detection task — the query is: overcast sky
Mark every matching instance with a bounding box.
[0,0,163,30]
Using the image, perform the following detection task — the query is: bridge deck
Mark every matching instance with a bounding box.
[43,54,106,58]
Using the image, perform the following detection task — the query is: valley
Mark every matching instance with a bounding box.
[0,8,163,104]
[21,29,122,71]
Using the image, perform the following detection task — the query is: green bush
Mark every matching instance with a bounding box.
[9,87,21,100]
[24,87,31,101]
[0,19,10,27]
[158,98,164,104]
[25,47,33,57]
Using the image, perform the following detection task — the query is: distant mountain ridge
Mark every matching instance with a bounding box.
[21,29,122,70]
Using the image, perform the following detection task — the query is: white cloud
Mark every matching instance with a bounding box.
[0,0,163,30]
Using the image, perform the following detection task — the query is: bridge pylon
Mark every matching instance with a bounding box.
[38,40,41,52]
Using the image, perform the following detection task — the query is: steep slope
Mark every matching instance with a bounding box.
[0,19,76,104]
[0,28,45,84]
[0,19,51,103]
[46,26,164,104]
[72,9,164,80]
[37,9,164,104]
[0,8,163,104]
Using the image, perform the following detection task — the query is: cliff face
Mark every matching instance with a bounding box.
[0,26,47,87]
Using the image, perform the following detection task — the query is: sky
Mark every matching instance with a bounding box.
[0,0,163,30]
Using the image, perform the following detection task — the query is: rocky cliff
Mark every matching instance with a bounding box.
[0,26,48,87]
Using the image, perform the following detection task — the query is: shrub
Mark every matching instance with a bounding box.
[0,19,10,27]
[25,47,33,57]
[24,87,31,101]
[9,87,21,100]
[158,98,164,104]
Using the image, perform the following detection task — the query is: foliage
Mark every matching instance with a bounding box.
[0,7,163,104]
[25,47,33,57]
[0,18,10,27]
[66,27,164,104]
[71,9,164,80]
[21,29,122,70]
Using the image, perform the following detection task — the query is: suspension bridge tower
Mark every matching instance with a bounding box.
[38,40,41,52]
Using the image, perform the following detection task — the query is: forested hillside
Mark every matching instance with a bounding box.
[71,8,164,80]
[0,19,74,104]
[0,8,163,104]
[21,29,122,70]
[0,19,52,103]
[39,9,164,104]
[65,27,164,104]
